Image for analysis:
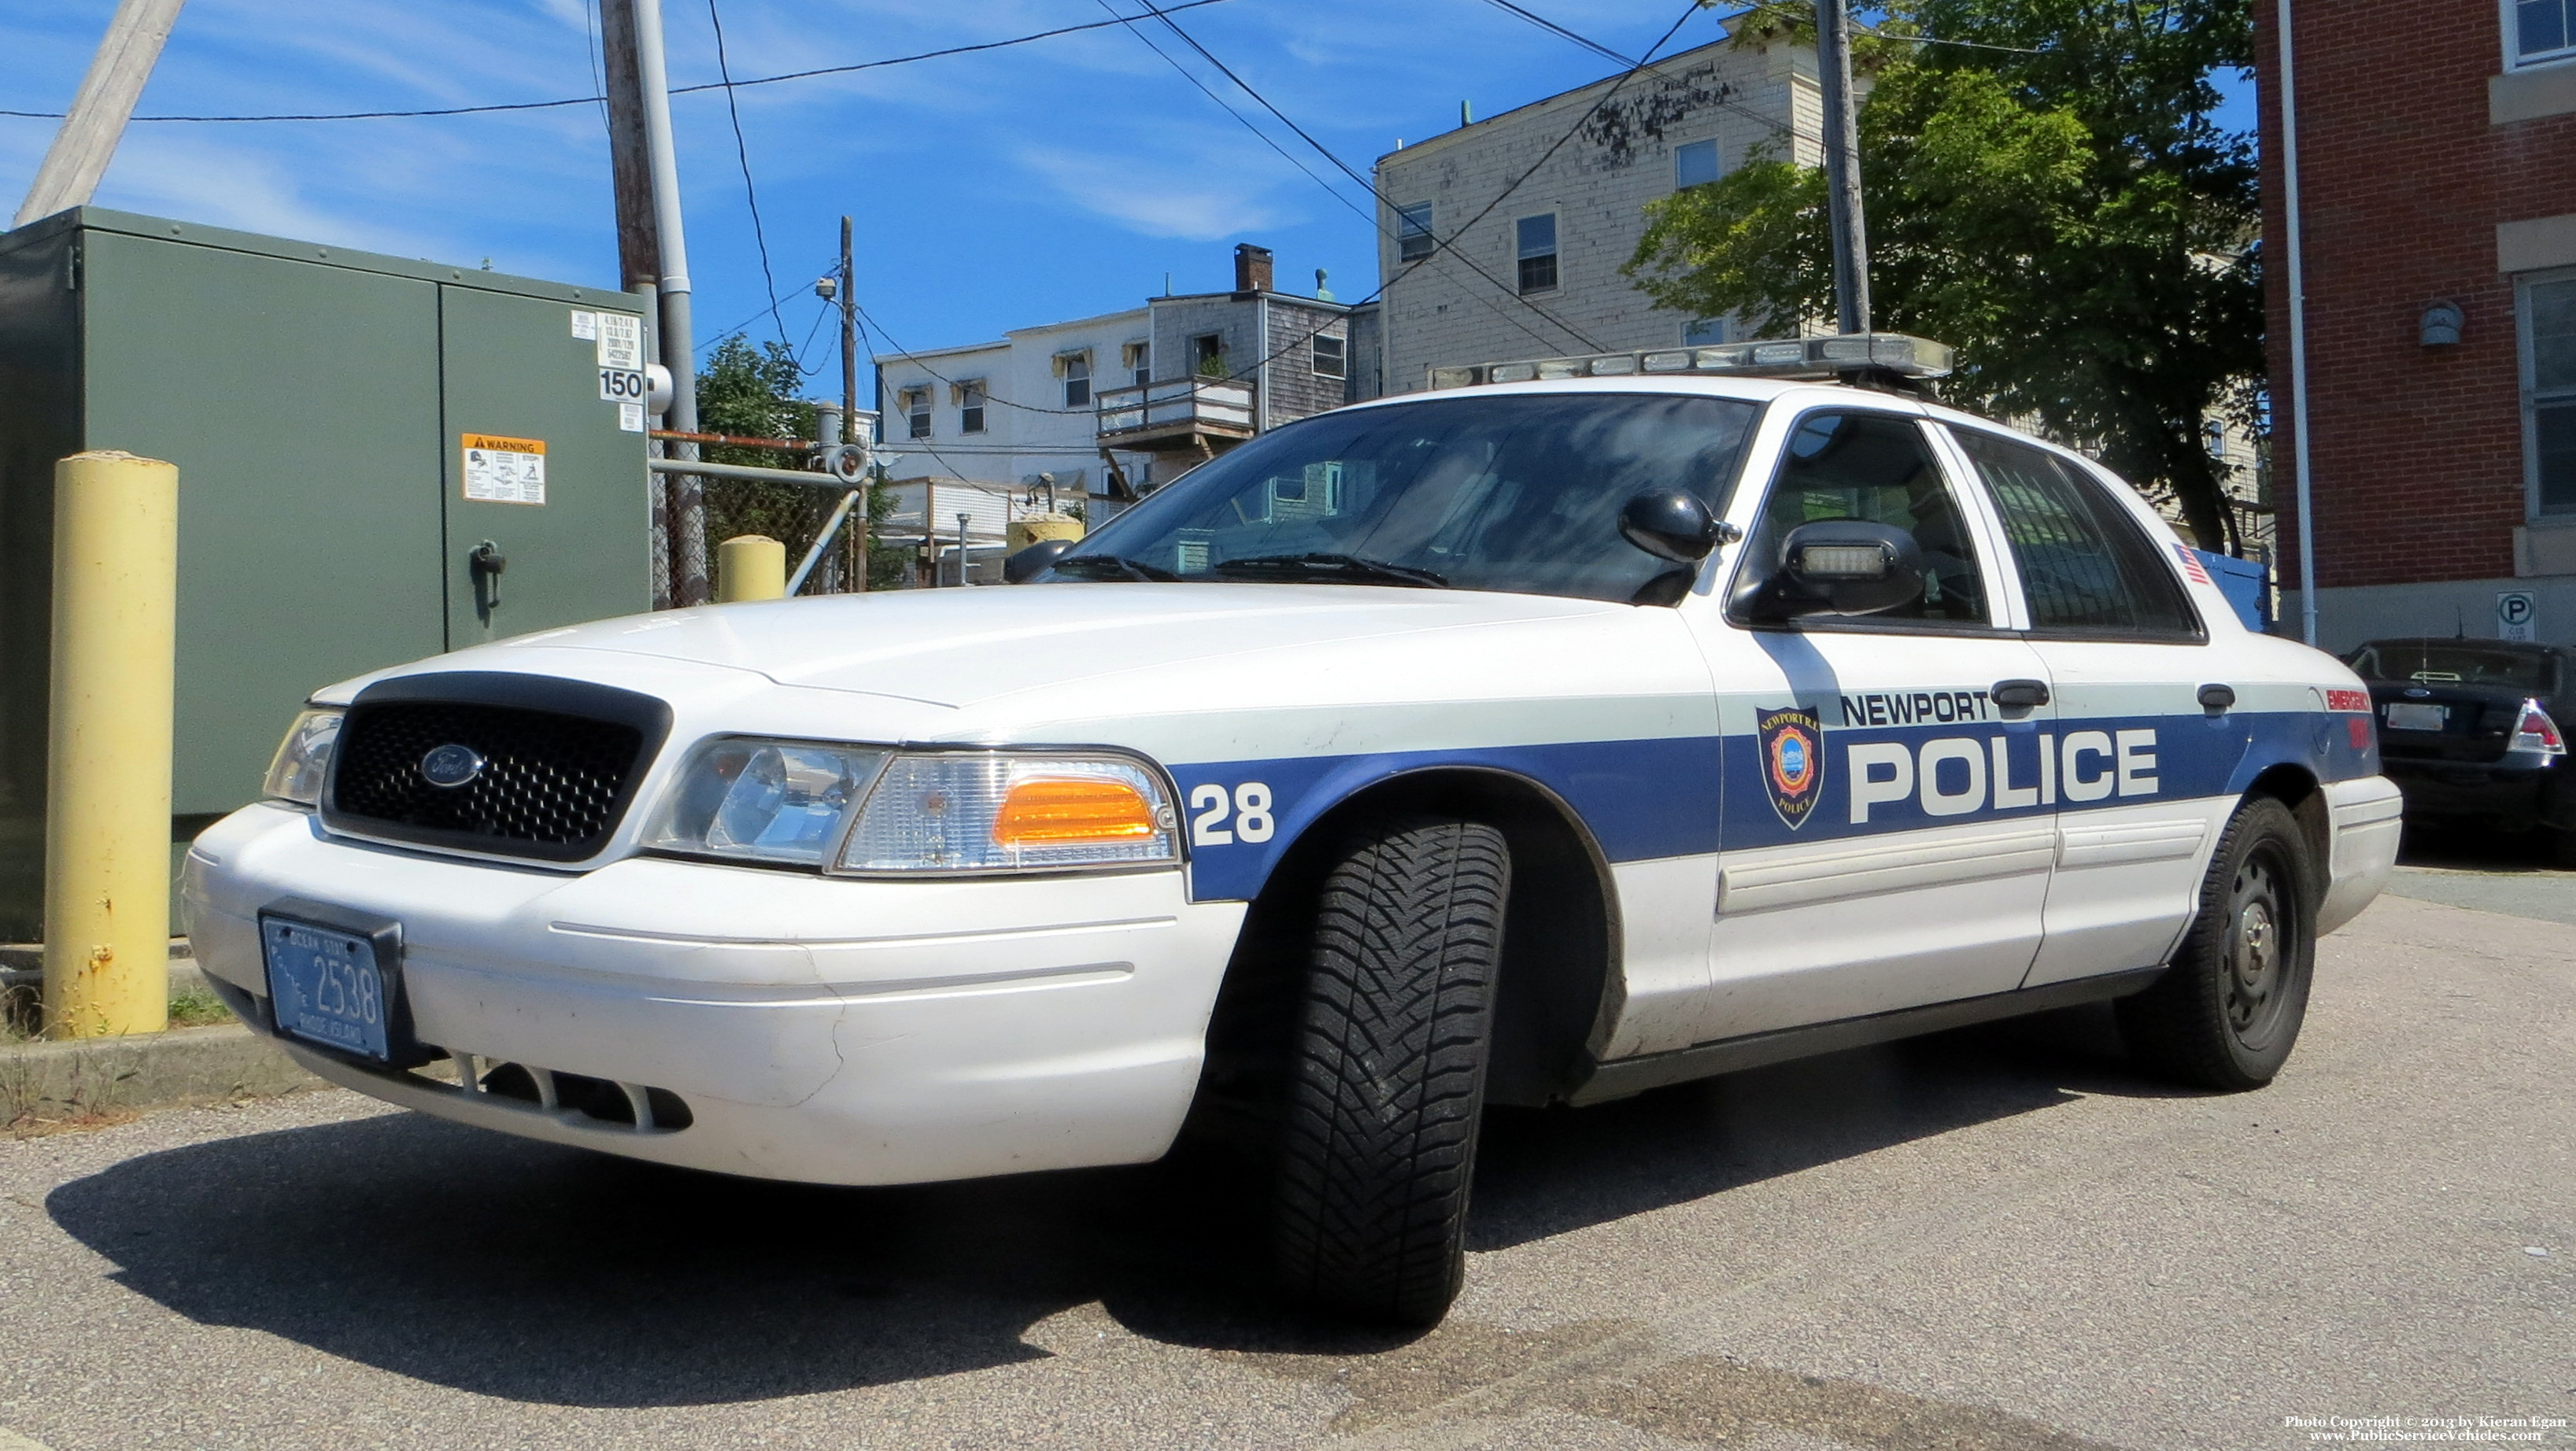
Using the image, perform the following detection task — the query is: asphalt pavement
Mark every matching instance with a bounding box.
[2,887,2567,1451]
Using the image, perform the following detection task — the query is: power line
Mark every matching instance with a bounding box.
[704,0,790,352]
[0,0,1247,124]
[1087,0,1558,357]
[1477,0,1817,145]
[1123,0,1605,354]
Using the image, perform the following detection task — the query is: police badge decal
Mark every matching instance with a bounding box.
[1758,706,1824,830]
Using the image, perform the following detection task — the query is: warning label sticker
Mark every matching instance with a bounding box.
[617,402,644,432]
[597,313,642,371]
[461,434,546,505]
[570,309,599,342]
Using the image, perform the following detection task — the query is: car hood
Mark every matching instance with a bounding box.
[467,582,1629,708]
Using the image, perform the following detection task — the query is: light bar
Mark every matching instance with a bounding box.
[1425,333,1956,392]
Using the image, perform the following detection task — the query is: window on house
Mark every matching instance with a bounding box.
[1312,331,1347,379]
[1683,318,1726,346]
[2513,0,2576,65]
[1193,332,1228,378]
[1517,214,1558,294]
[959,380,987,434]
[1062,354,1091,409]
[2525,271,2576,515]
[904,388,930,440]
[1675,138,1720,189]
[1124,340,1151,386]
[1396,202,1435,263]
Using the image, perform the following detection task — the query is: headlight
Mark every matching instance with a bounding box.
[838,752,1179,874]
[645,741,1181,875]
[643,738,889,866]
[262,708,343,807]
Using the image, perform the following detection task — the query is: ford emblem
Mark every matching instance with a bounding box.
[419,743,487,788]
[2404,687,2430,698]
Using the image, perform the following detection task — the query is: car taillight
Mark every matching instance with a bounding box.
[2510,700,2567,755]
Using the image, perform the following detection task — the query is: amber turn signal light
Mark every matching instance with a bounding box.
[990,776,1159,847]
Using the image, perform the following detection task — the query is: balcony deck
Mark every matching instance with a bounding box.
[1095,377,1255,452]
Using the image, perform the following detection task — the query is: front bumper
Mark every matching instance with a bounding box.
[183,804,1247,1186]
[2382,753,2571,830]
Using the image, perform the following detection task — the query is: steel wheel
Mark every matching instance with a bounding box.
[2223,850,2294,1048]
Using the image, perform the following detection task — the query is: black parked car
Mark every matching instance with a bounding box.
[2347,637,2574,862]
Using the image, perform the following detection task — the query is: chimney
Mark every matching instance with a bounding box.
[1233,243,1273,295]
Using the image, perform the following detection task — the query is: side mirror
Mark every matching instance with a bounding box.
[1005,538,1075,583]
[1750,520,1926,620]
[1619,490,1737,564]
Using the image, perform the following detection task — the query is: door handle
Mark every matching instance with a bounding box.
[1992,678,2049,711]
[469,540,507,615]
[2197,683,2236,712]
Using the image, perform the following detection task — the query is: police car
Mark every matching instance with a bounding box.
[186,334,2402,1327]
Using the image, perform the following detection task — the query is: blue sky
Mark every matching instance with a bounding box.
[3,0,2253,400]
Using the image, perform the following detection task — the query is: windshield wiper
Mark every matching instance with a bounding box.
[1210,552,1450,588]
[1048,553,1181,582]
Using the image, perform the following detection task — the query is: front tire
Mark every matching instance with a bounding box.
[2117,796,2317,1091]
[1271,814,1509,1325]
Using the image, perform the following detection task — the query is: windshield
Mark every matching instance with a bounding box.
[2350,641,2559,692]
[1051,392,1760,604]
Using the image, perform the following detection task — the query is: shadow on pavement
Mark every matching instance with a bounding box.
[46,1004,2168,1406]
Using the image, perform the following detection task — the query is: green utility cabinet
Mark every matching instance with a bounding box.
[0,208,649,940]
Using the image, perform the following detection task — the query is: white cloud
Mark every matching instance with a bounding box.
[1015,142,1302,240]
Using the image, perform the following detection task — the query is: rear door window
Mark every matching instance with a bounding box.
[1950,428,2202,640]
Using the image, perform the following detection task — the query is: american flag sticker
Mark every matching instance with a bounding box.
[2174,544,2212,585]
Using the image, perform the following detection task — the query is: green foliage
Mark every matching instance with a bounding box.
[1630,0,2262,549]
[696,336,827,585]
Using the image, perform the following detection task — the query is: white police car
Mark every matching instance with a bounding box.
[187,337,2401,1326]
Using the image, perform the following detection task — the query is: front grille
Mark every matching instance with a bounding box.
[323,673,671,862]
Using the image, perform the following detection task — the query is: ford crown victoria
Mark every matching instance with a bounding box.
[187,354,2403,1326]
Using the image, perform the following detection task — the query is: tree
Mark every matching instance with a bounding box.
[1625,0,2263,551]
[695,334,904,591]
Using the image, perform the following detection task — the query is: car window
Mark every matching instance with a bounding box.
[1951,428,2201,639]
[2349,642,2560,692]
[1729,411,1990,626]
[1052,393,1758,604]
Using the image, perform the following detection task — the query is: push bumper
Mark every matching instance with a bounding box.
[183,804,1247,1186]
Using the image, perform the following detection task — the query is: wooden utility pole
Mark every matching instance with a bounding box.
[840,216,868,591]
[1814,0,1870,335]
[599,0,674,609]
[14,0,187,227]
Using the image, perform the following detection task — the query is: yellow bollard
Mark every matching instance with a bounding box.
[715,534,785,602]
[1006,515,1085,552]
[43,451,179,1039]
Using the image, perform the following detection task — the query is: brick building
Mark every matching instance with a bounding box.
[2264,0,2576,647]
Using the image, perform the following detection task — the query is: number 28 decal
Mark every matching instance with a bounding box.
[1189,782,1274,846]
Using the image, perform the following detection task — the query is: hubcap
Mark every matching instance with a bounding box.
[2223,855,2289,1039]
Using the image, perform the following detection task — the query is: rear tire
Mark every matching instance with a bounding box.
[2117,796,2317,1091]
[1271,814,1509,1326]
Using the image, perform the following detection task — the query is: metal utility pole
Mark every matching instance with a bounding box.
[14,0,187,227]
[627,0,708,604]
[839,215,867,592]
[1814,0,1871,335]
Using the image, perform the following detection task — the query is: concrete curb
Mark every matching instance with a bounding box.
[2,1022,321,1124]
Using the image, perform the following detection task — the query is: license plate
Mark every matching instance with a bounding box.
[262,915,395,1061]
[2384,702,2446,733]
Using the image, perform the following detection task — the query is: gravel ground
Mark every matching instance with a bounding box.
[1,892,2567,1451]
